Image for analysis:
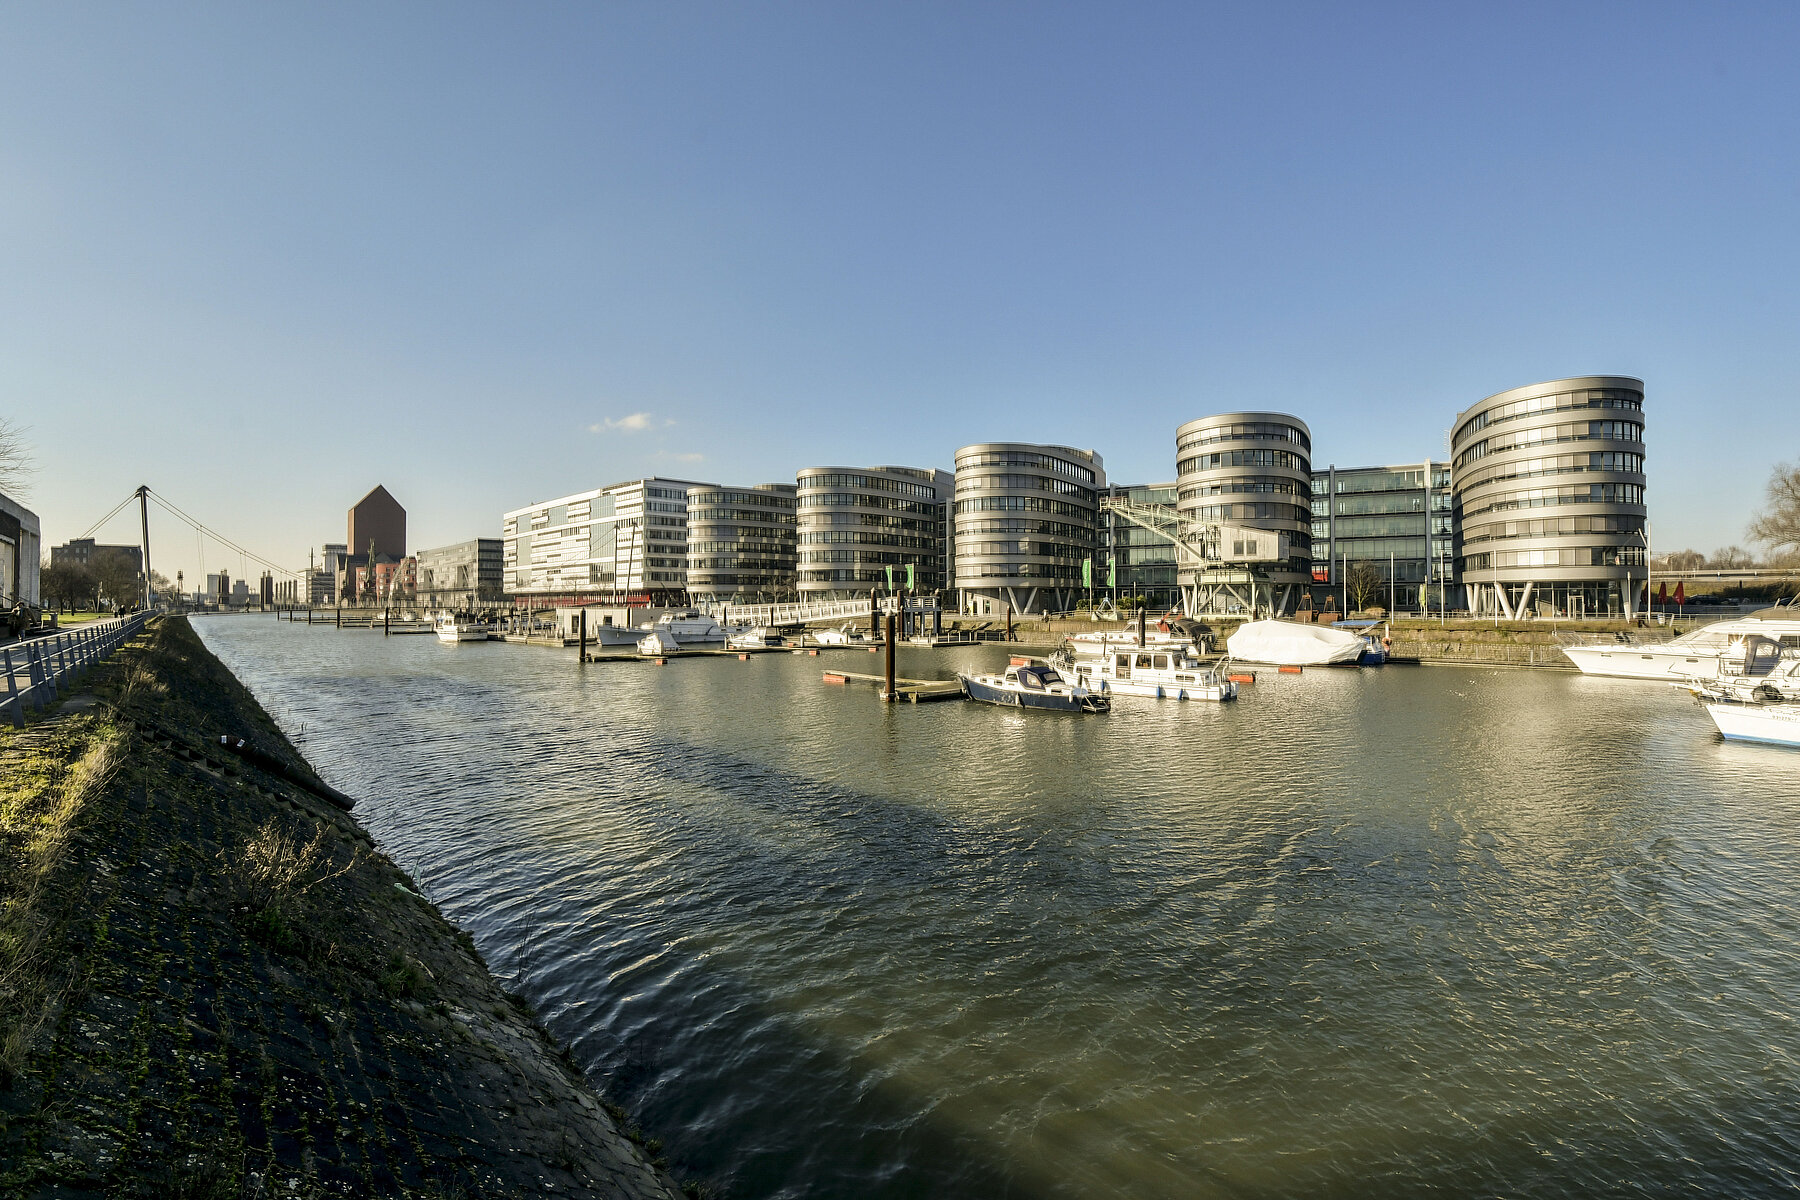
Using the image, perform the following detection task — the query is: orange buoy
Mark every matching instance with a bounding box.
[1279,665,1302,674]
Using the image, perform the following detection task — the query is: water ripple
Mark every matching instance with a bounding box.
[197,618,1800,1199]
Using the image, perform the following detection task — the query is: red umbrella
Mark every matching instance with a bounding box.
[1674,581,1686,606]
[1657,582,1668,604]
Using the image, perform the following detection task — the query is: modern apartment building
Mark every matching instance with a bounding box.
[795,466,953,599]
[502,477,712,606]
[1451,376,1647,618]
[953,443,1104,614]
[1174,413,1313,614]
[686,484,798,604]
[416,538,505,609]
[1311,463,1455,613]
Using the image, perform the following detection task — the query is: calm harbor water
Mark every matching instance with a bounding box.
[194,616,1800,1199]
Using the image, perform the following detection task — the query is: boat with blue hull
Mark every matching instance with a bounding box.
[958,662,1110,713]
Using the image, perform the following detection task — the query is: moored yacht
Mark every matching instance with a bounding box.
[433,611,490,642]
[1049,642,1238,701]
[594,609,732,647]
[1563,601,1800,680]
[958,661,1110,713]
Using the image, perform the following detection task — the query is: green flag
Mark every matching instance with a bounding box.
[885,564,894,589]
[1108,560,1116,588]
[906,562,915,589]
[1082,558,1092,588]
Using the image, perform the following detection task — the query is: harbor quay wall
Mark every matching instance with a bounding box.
[945,613,1687,669]
[0,617,690,1199]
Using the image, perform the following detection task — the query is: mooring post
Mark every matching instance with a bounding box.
[578,608,588,663]
[384,606,391,636]
[884,613,897,701]
[870,587,880,641]
[1005,604,1013,642]
[336,605,341,629]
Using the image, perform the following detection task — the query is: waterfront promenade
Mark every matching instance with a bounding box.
[0,618,686,1199]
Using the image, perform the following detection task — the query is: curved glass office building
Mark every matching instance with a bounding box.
[1451,376,1646,618]
[953,443,1105,614]
[1174,413,1313,613]
[685,483,798,604]
[795,467,952,599]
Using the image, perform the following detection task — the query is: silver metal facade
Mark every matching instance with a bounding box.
[953,443,1105,614]
[685,484,798,603]
[1450,376,1646,618]
[795,466,952,599]
[1174,413,1313,613]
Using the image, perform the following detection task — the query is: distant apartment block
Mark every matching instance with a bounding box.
[50,537,143,576]
[686,485,798,604]
[1311,462,1455,613]
[954,443,1103,614]
[416,538,504,609]
[796,466,953,600]
[503,477,713,605]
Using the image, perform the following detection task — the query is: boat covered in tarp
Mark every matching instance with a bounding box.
[1225,619,1366,666]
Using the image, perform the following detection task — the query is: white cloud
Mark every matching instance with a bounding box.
[588,412,654,433]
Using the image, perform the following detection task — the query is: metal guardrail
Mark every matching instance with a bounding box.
[2,612,151,727]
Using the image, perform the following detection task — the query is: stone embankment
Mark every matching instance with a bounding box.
[0,617,691,1199]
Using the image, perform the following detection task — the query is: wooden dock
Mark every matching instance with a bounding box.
[820,669,965,703]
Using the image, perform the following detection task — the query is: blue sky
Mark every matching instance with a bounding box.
[3,2,1796,584]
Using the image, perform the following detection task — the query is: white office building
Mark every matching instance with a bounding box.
[503,477,714,605]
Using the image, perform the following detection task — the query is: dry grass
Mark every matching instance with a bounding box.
[231,817,364,964]
[0,719,120,1082]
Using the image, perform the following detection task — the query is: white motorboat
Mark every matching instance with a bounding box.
[810,623,869,646]
[958,661,1110,713]
[1702,700,1800,747]
[433,611,489,642]
[1562,601,1800,680]
[1050,642,1238,701]
[1225,619,1368,666]
[637,629,683,655]
[595,609,731,647]
[728,627,787,649]
[1681,635,1800,704]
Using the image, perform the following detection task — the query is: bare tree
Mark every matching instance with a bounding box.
[1710,545,1755,569]
[40,559,94,613]
[1345,562,1384,612]
[0,416,32,498]
[1749,462,1800,559]
[89,549,139,609]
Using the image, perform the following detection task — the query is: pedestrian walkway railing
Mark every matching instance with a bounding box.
[1,612,151,727]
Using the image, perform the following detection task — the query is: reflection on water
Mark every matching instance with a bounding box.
[196,617,1800,1199]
